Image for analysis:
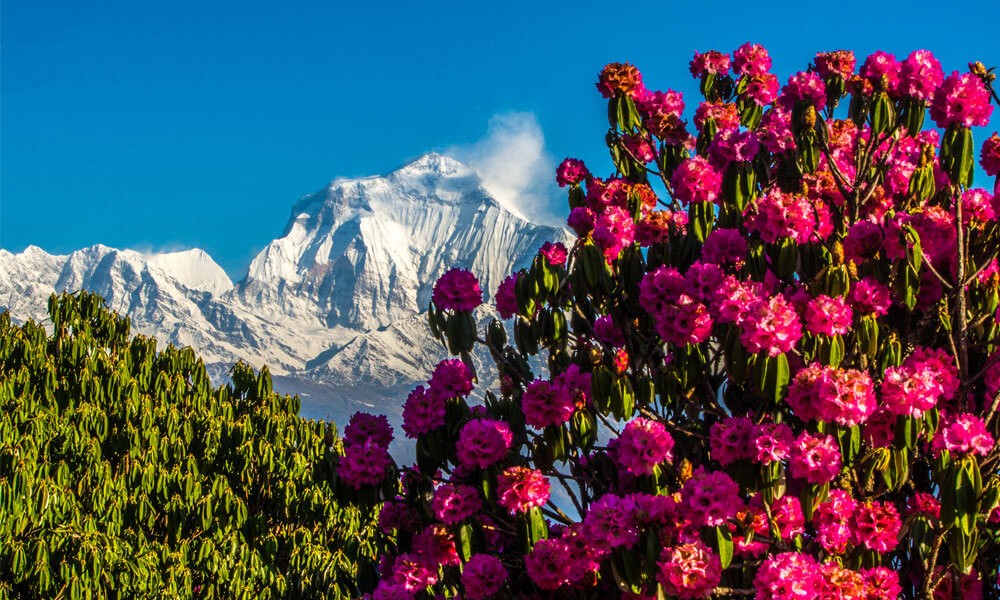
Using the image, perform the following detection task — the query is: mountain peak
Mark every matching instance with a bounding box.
[391,152,472,178]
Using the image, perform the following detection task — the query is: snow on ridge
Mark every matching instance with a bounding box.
[3,152,569,399]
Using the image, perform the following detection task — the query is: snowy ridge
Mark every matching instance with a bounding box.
[1,153,569,424]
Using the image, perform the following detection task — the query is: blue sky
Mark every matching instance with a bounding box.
[3,0,999,278]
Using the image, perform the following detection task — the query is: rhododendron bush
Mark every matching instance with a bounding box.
[344,46,1000,599]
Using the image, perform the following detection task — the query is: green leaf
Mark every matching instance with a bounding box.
[713,526,734,569]
[458,523,473,562]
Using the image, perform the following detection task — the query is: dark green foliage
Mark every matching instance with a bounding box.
[0,292,379,599]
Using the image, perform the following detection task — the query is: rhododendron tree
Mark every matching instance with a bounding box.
[343,47,1000,599]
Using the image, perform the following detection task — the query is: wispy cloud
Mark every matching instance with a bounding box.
[447,113,561,225]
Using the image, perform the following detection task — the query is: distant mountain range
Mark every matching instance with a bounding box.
[0,153,566,432]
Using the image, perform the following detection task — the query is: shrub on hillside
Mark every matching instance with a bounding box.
[0,292,382,598]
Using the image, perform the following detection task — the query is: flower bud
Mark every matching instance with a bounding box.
[679,458,694,482]
[801,105,817,129]
[969,61,988,79]
[831,241,845,266]
[919,143,935,168]
[500,375,515,396]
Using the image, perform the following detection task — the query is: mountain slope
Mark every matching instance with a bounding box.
[0,154,567,404]
[234,153,559,331]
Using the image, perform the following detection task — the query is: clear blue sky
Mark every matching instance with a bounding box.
[3,0,998,278]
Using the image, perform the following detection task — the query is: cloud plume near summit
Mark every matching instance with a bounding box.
[448,112,561,226]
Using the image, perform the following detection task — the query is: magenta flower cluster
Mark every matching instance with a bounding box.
[355,44,1000,600]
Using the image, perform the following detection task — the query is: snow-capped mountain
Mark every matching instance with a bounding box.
[1,153,567,425]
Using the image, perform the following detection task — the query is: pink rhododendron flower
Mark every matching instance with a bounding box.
[497,466,550,513]
[708,129,760,168]
[899,50,944,101]
[930,71,994,128]
[880,364,942,417]
[371,580,411,600]
[639,266,687,314]
[754,552,821,600]
[622,134,657,163]
[817,563,868,598]
[844,220,884,264]
[412,524,460,567]
[733,42,771,76]
[860,51,901,95]
[522,378,575,428]
[709,416,755,466]
[985,354,1000,402]
[655,295,714,347]
[862,408,897,448]
[715,277,764,326]
[909,346,960,401]
[428,358,474,401]
[771,495,806,540]
[456,419,512,469]
[758,107,795,153]
[803,294,853,337]
[495,273,518,319]
[657,541,722,599]
[814,489,858,554]
[779,71,827,111]
[853,500,901,552]
[789,431,842,484]
[908,491,942,519]
[689,50,730,77]
[787,364,875,425]
[539,241,568,267]
[753,421,793,464]
[862,567,902,600]
[554,363,592,408]
[597,62,644,99]
[379,500,420,534]
[338,439,391,489]
[848,276,891,317]
[671,156,722,205]
[344,412,394,449]
[635,210,688,248]
[389,552,438,593]
[933,413,995,457]
[402,385,445,438]
[815,50,856,81]
[557,523,605,585]
[556,158,590,187]
[593,314,625,347]
[746,188,816,244]
[694,100,741,132]
[683,261,726,305]
[702,228,748,266]
[461,554,507,600]
[582,493,639,551]
[593,205,635,262]
[887,207,957,274]
[613,417,675,475]
[681,467,742,527]
[742,73,780,106]
[525,538,570,590]
[739,294,803,357]
[962,188,996,223]
[432,268,483,312]
[977,258,1000,285]
[432,483,482,524]
[638,89,685,120]
[982,132,1000,176]
[567,205,596,236]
